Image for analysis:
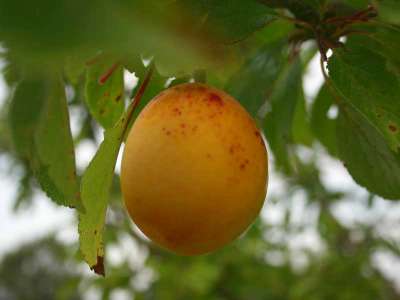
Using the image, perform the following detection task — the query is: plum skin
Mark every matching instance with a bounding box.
[121,83,268,255]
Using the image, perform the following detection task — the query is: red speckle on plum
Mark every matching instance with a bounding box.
[162,127,172,136]
[207,93,224,106]
[239,159,250,170]
[172,108,182,116]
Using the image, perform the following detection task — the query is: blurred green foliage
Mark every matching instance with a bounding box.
[0,0,400,298]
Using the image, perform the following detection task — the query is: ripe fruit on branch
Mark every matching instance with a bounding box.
[121,83,268,255]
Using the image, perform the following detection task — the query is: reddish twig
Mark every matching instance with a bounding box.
[325,5,377,25]
[121,63,155,137]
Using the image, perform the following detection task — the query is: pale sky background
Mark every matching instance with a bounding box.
[0,53,399,298]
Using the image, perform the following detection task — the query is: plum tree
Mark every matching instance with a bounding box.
[121,83,268,255]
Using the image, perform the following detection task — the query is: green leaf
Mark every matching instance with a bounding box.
[328,44,400,153]
[179,0,277,43]
[122,55,146,79]
[253,20,294,45]
[292,90,313,147]
[226,42,285,117]
[310,84,338,156]
[64,50,96,85]
[261,57,303,172]
[2,58,21,87]
[9,75,81,209]
[33,78,81,209]
[9,78,46,159]
[337,104,400,200]
[345,27,400,75]
[85,58,125,129]
[78,67,157,274]
[0,1,212,72]
[78,118,125,275]
[377,0,400,24]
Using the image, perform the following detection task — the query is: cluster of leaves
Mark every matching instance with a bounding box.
[0,0,399,276]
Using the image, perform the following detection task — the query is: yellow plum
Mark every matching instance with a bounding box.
[121,83,268,255]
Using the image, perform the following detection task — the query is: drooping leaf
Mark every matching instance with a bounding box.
[79,66,156,275]
[9,75,81,209]
[33,77,81,209]
[328,43,400,153]
[261,57,303,172]
[292,89,314,147]
[85,58,125,129]
[288,45,317,148]
[13,165,34,211]
[78,119,125,275]
[291,44,318,147]
[9,78,46,159]
[337,104,400,200]
[226,42,285,117]
[310,84,338,156]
